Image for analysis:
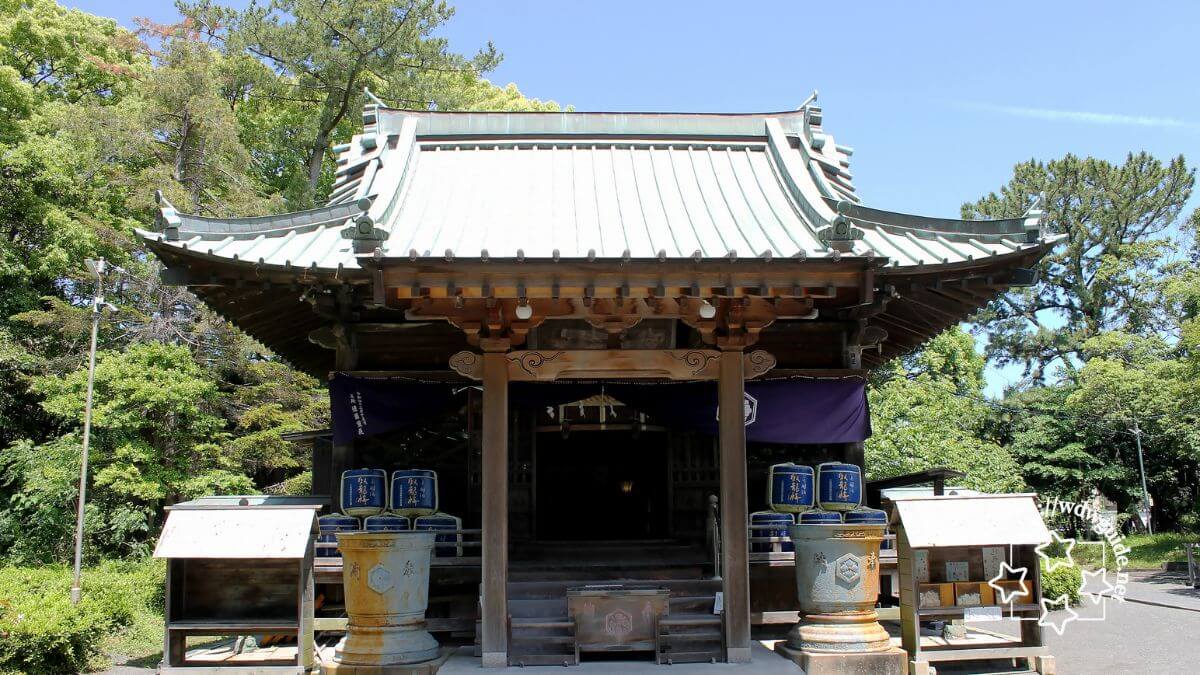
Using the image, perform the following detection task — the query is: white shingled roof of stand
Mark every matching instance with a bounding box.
[889,493,1052,548]
[138,102,1054,271]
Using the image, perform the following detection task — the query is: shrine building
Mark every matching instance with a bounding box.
[140,101,1055,667]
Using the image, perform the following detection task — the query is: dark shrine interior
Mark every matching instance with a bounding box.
[535,429,670,541]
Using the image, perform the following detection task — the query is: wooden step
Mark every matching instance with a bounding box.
[658,651,722,665]
[660,631,723,642]
[508,578,721,597]
[508,648,578,662]
[511,617,572,629]
[510,634,577,644]
[660,615,722,628]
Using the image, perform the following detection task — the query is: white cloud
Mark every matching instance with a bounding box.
[958,102,1197,130]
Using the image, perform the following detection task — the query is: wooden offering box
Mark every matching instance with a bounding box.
[890,494,1056,675]
[153,496,322,673]
[567,585,670,653]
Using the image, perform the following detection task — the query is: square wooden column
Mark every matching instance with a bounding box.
[718,348,752,663]
[480,351,509,667]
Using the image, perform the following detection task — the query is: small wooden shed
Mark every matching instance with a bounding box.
[153,496,322,673]
[889,494,1054,675]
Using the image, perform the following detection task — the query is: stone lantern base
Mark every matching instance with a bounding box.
[779,521,909,675]
[786,608,891,653]
[775,642,908,675]
[323,648,451,675]
[328,531,444,673]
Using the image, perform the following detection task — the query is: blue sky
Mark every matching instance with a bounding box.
[71,0,1200,393]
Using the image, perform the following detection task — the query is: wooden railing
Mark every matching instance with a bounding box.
[746,526,897,565]
[315,528,483,565]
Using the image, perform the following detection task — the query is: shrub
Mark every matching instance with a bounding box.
[0,560,164,674]
[1040,558,1082,607]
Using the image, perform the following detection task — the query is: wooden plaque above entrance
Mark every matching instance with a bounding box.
[448,349,777,382]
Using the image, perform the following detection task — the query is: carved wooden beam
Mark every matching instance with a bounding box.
[448,349,776,382]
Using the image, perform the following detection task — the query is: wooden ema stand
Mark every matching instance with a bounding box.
[890,494,1056,675]
[154,498,322,673]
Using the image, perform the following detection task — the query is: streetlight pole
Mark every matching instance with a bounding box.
[70,259,105,605]
[1132,417,1153,535]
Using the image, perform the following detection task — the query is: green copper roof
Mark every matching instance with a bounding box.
[139,103,1052,271]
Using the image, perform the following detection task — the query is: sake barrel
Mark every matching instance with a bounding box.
[816,462,863,512]
[750,511,795,553]
[364,514,412,532]
[390,469,438,517]
[414,512,462,558]
[340,468,387,517]
[317,514,360,557]
[768,463,815,513]
[843,507,888,526]
[798,510,843,524]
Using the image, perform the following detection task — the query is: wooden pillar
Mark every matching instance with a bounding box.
[718,348,752,663]
[480,350,510,667]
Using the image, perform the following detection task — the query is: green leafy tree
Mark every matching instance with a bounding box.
[0,0,144,103]
[183,0,501,203]
[867,328,1024,493]
[221,360,329,482]
[5,343,254,560]
[963,153,1194,381]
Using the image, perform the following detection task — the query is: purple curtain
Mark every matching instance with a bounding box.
[329,374,465,443]
[330,374,870,445]
[605,379,870,444]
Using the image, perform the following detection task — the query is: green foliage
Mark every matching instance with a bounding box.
[0,0,145,103]
[867,328,1025,493]
[1071,532,1200,570]
[3,344,266,561]
[963,153,1194,381]
[0,436,80,564]
[1039,558,1082,607]
[0,0,516,564]
[0,559,164,674]
[181,0,561,205]
[221,360,328,479]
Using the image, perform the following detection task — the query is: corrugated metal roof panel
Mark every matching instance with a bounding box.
[889,494,1051,548]
[382,142,822,260]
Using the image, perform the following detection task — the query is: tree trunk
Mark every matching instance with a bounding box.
[305,128,330,202]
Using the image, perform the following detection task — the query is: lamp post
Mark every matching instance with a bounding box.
[1132,417,1152,535]
[70,258,106,605]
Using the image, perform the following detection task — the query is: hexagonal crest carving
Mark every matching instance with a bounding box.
[367,563,394,594]
[604,608,633,640]
[835,553,862,586]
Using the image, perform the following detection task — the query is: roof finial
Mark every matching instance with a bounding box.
[798,90,819,110]
[1023,191,1047,242]
[154,189,182,241]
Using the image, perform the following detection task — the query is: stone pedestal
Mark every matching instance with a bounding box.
[327,531,441,672]
[781,522,907,675]
[776,642,908,675]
